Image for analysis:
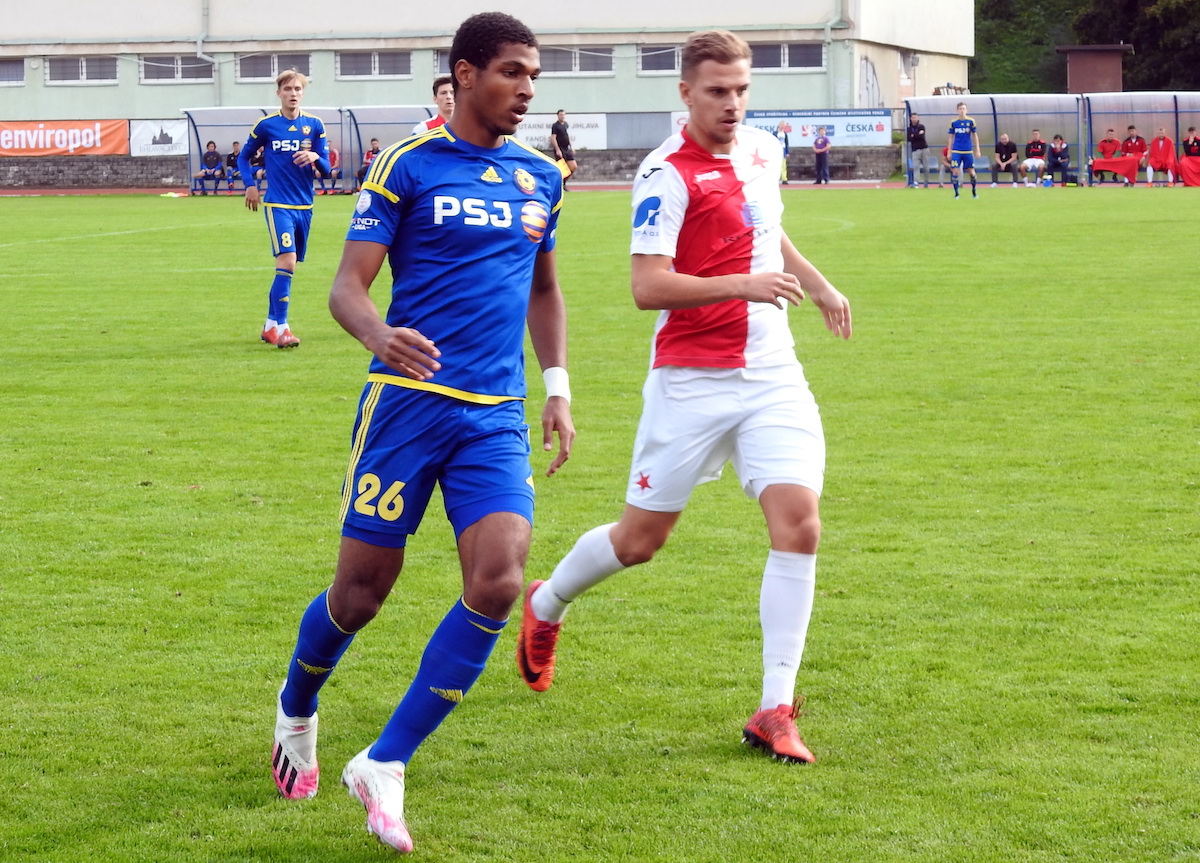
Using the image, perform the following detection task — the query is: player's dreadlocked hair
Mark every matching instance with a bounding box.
[448,12,538,92]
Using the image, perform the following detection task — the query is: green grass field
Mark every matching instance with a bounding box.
[1,185,1197,862]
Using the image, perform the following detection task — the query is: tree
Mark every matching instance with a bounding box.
[972,0,1090,93]
[1073,0,1200,89]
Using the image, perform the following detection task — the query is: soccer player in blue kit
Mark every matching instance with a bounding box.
[947,101,981,199]
[268,12,573,853]
[237,69,330,349]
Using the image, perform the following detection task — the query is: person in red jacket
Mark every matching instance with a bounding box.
[1147,127,1176,186]
[1093,128,1122,184]
[1122,126,1148,185]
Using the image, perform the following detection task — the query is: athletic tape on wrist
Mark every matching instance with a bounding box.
[542,366,571,404]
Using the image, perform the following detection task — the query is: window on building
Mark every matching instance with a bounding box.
[538,45,613,75]
[436,50,451,76]
[47,55,118,84]
[788,43,825,69]
[236,53,311,82]
[336,51,412,79]
[638,45,679,74]
[140,54,214,83]
[0,57,24,85]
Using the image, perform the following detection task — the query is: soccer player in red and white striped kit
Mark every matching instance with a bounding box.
[516,29,851,764]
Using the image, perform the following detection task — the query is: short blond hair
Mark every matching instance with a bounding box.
[681,30,751,80]
[276,69,309,89]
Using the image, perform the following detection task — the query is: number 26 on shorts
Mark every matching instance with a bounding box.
[353,472,406,521]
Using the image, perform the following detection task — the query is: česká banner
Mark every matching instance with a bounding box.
[0,119,129,156]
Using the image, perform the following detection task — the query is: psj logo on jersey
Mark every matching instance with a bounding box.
[273,139,312,152]
[433,196,513,228]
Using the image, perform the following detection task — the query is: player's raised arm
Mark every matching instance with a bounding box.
[328,240,441,380]
[526,249,574,476]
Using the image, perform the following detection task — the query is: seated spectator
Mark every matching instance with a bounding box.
[1093,128,1122,183]
[318,146,342,195]
[225,140,243,196]
[1046,135,1070,185]
[1180,127,1200,187]
[354,138,382,192]
[1019,130,1048,186]
[1147,127,1176,186]
[192,140,225,195]
[1122,126,1148,185]
[937,144,952,187]
[991,133,1019,186]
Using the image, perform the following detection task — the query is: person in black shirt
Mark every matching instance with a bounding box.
[192,140,225,195]
[1182,127,1200,158]
[1019,130,1048,186]
[1046,135,1070,185]
[907,112,933,188]
[550,109,578,189]
[225,140,242,195]
[991,133,1019,186]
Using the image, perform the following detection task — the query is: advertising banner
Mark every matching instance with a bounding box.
[514,113,608,152]
[670,109,893,147]
[0,119,129,156]
[130,119,188,157]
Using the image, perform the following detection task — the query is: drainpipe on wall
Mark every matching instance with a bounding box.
[196,0,220,105]
[824,0,845,108]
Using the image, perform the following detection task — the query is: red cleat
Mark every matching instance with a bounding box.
[275,328,300,349]
[261,326,279,345]
[742,699,815,764]
[516,580,561,692]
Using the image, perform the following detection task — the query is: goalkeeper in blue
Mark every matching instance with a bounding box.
[267,12,574,854]
[237,69,329,348]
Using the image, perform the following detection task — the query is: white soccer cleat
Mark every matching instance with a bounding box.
[272,691,320,800]
[342,748,414,853]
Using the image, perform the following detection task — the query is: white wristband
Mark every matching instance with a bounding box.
[542,366,571,404]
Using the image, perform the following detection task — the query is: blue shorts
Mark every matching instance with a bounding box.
[950,153,975,172]
[264,205,312,261]
[338,383,535,548]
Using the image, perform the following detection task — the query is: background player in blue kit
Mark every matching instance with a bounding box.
[268,12,574,854]
[947,102,981,199]
[237,69,329,349]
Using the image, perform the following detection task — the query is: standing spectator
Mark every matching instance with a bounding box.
[515,28,851,767]
[1123,126,1148,185]
[1019,129,1048,186]
[1046,134,1071,186]
[1094,128,1122,183]
[192,140,225,195]
[1147,127,1176,186]
[237,69,330,349]
[268,12,571,853]
[946,102,980,198]
[991,133,1019,187]
[225,140,242,195]
[907,112,934,188]
[776,121,790,184]
[550,109,578,189]
[412,75,455,135]
[355,138,382,192]
[812,125,831,184]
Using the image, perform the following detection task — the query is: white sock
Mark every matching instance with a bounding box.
[1147,168,1155,184]
[533,523,624,623]
[265,319,278,331]
[760,550,816,710]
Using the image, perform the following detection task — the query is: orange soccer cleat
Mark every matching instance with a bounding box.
[742,699,815,764]
[275,327,300,349]
[516,580,562,692]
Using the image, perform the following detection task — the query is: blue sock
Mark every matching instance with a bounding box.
[281,590,356,718]
[369,599,506,765]
[952,177,960,193]
[269,268,292,326]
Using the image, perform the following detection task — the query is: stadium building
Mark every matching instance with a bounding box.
[1,0,972,120]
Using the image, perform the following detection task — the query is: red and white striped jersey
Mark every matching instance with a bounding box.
[630,124,796,370]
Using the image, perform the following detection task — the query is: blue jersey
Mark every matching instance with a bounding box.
[347,126,563,403]
[238,110,330,207]
[949,117,977,154]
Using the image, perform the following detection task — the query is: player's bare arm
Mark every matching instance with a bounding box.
[631,253,803,311]
[526,249,574,477]
[781,233,852,340]
[329,240,442,380]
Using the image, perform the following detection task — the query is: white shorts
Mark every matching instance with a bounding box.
[1022,158,1046,171]
[625,365,825,512]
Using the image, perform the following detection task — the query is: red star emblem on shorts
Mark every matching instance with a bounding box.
[751,149,769,168]
[635,472,652,491]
